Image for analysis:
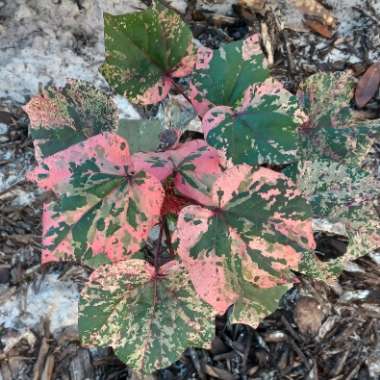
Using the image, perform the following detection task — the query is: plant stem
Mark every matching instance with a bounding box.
[154,220,165,274]
[168,76,203,121]
[163,216,176,258]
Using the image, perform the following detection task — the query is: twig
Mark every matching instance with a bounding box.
[33,337,50,380]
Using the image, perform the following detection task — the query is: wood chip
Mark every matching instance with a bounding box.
[41,354,55,380]
[33,337,50,380]
[204,364,234,380]
[294,296,324,336]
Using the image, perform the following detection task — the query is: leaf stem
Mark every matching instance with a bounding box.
[154,219,165,275]
[168,76,203,121]
[163,216,175,258]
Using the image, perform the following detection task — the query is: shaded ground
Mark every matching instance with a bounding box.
[1,0,380,379]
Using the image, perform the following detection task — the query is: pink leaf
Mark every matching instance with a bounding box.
[187,82,214,117]
[177,206,239,314]
[28,133,165,265]
[170,140,223,206]
[177,164,315,314]
[131,151,174,182]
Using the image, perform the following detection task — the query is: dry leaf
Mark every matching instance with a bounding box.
[304,18,333,39]
[355,62,380,108]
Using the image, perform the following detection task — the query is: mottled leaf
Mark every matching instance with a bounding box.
[131,139,222,203]
[298,72,380,165]
[190,34,269,115]
[170,140,222,206]
[23,80,118,161]
[203,77,301,166]
[177,165,315,321]
[294,159,380,280]
[79,259,215,374]
[132,151,174,182]
[231,284,289,326]
[355,62,380,108]
[117,119,163,153]
[28,133,164,265]
[101,4,194,105]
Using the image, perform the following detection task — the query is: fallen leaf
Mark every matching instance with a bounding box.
[355,62,380,108]
[303,18,333,39]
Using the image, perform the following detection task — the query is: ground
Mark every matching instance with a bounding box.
[0,0,380,379]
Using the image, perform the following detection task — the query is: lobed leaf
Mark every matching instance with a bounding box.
[298,71,380,165]
[177,165,315,324]
[79,259,215,374]
[23,80,118,161]
[189,34,269,115]
[101,4,194,105]
[132,140,222,206]
[203,77,301,166]
[170,140,222,206]
[28,133,164,265]
[294,159,380,280]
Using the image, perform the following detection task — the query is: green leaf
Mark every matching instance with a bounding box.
[190,34,269,109]
[117,119,163,153]
[23,80,118,161]
[101,4,194,105]
[231,284,289,326]
[204,97,299,166]
[79,259,215,374]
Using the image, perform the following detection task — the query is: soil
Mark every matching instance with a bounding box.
[0,1,380,379]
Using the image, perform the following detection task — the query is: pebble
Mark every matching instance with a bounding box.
[0,123,9,135]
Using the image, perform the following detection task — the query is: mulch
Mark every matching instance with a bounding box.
[1,1,380,379]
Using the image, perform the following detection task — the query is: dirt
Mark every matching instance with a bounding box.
[0,0,380,379]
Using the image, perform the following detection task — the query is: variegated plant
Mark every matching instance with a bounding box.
[25,2,321,377]
[291,71,380,281]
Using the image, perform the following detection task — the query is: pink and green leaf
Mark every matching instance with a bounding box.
[28,133,164,265]
[131,151,174,182]
[298,72,380,164]
[203,91,299,166]
[79,259,215,374]
[190,34,269,111]
[177,165,315,320]
[101,4,194,105]
[23,80,118,162]
[170,140,223,206]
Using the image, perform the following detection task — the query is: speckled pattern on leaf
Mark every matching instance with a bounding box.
[101,4,194,105]
[79,259,215,374]
[132,139,222,205]
[203,80,301,166]
[292,71,380,280]
[28,133,164,266]
[298,71,380,165]
[296,159,380,280]
[190,34,269,114]
[177,165,315,325]
[23,80,118,162]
